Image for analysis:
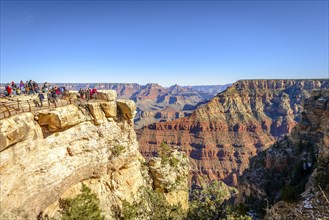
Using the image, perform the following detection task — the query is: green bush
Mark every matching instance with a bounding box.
[59,184,105,220]
[121,187,185,220]
[187,180,229,220]
[111,145,126,158]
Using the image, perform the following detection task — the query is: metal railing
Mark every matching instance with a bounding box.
[0,92,111,120]
[0,98,73,119]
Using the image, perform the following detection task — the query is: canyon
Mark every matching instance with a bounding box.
[238,89,329,219]
[137,79,329,186]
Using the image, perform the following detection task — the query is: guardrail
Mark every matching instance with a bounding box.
[0,91,113,120]
[0,98,74,119]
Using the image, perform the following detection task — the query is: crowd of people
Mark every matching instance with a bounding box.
[3,80,68,107]
[3,80,99,107]
[78,87,98,101]
[3,80,67,96]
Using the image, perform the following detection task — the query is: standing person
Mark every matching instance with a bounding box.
[43,82,49,93]
[89,88,93,100]
[78,88,84,99]
[85,88,91,102]
[25,81,30,95]
[11,82,17,96]
[20,80,25,94]
[28,80,34,94]
[92,87,97,100]
[6,84,12,96]
[38,93,45,107]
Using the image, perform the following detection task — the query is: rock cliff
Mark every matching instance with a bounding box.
[45,83,230,129]
[137,79,329,186]
[237,89,329,219]
[0,91,189,219]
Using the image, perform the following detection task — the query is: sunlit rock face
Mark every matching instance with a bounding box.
[0,92,189,219]
[137,79,329,186]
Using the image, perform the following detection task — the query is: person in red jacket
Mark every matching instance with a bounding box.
[6,84,12,96]
[92,87,97,100]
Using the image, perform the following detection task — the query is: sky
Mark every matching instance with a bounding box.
[1,0,328,86]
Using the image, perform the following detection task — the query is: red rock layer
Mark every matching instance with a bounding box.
[137,79,329,186]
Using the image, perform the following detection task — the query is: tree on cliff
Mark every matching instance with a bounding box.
[59,183,105,220]
[121,186,185,220]
[187,178,251,220]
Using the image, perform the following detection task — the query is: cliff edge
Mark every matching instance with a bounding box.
[0,91,189,219]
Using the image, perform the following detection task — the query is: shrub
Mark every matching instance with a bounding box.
[59,183,105,220]
[187,179,229,220]
[111,145,126,158]
[121,187,185,220]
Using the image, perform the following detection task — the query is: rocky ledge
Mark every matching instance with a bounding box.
[0,91,188,219]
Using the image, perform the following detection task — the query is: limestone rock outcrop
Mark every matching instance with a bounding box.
[38,105,85,131]
[137,79,329,186]
[97,90,117,101]
[0,112,42,151]
[117,99,136,121]
[148,149,190,210]
[0,93,189,219]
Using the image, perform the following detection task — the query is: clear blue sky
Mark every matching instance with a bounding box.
[1,0,328,86]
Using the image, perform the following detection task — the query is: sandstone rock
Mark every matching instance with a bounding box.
[0,112,42,151]
[0,102,190,219]
[86,102,107,125]
[148,149,190,209]
[100,101,117,118]
[117,99,136,121]
[38,105,86,131]
[97,90,117,101]
[0,114,144,219]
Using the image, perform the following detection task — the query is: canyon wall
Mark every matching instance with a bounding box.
[137,79,329,186]
[238,89,329,219]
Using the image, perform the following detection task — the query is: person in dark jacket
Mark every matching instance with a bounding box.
[38,93,45,107]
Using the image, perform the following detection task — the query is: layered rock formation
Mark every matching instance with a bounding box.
[0,92,189,219]
[237,89,329,219]
[46,83,230,129]
[137,79,329,186]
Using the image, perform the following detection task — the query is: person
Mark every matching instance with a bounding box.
[47,90,57,107]
[11,82,17,95]
[5,84,12,96]
[38,93,45,107]
[85,88,91,101]
[92,87,97,100]
[43,82,49,93]
[16,87,22,95]
[78,88,84,99]
[20,80,25,94]
[28,80,34,94]
[25,82,30,95]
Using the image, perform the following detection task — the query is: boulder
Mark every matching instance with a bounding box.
[117,99,136,121]
[38,105,85,131]
[0,113,42,151]
[86,103,107,125]
[97,90,117,101]
[100,101,117,118]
